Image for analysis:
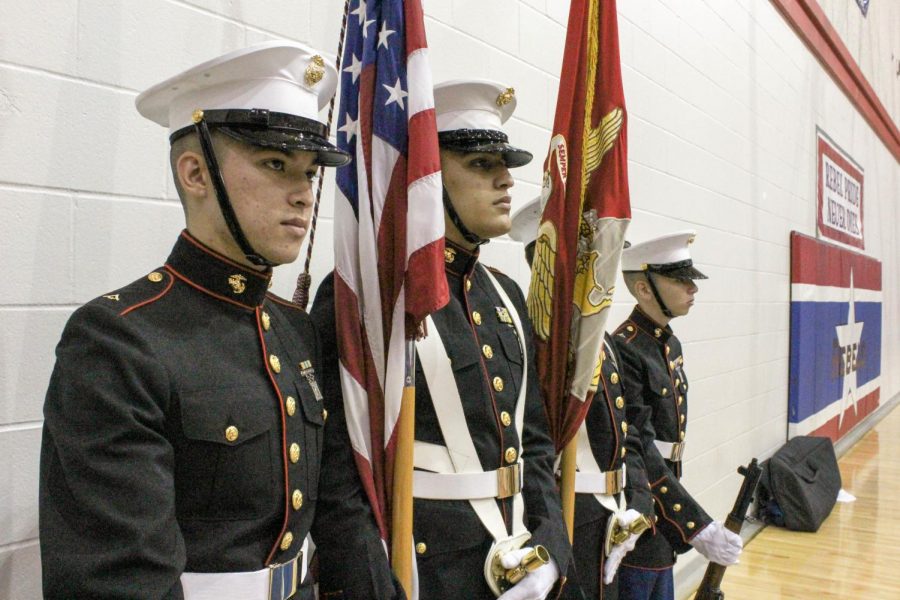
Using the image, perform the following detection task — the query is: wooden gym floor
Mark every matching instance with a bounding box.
[685,405,900,599]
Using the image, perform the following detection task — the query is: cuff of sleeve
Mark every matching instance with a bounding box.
[651,477,711,546]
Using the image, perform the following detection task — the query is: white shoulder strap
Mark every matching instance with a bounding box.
[414,267,529,541]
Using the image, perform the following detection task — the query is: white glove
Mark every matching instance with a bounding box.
[689,521,743,565]
[603,509,646,584]
[496,547,560,600]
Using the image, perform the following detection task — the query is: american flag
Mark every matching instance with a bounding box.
[332,0,447,541]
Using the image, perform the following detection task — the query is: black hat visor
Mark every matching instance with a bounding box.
[438,129,533,168]
[171,108,351,167]
[644,259,707,281]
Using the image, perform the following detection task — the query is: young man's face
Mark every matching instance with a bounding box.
[215,141,319,266]
[440,150,514,245]
[652,274,699,317]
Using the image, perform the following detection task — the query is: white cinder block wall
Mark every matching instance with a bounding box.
[1,1,897,598]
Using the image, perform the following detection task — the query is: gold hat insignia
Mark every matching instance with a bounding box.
[496,87,515,107]
[305,55,326,87]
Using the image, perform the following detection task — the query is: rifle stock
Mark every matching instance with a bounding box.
[693,459,762,600]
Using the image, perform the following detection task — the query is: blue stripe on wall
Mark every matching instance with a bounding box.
[788,300,881,424]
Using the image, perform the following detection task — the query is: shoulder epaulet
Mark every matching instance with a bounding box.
[614,320,639,343]
[89,268,173,317]
[266,293,307,313]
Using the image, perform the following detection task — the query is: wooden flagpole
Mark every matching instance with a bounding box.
[559,436,578,542]
[391,339,416,596]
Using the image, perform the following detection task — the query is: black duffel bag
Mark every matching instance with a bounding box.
[757,435,842,532]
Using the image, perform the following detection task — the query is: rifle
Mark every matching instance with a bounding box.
[693,459,763,600]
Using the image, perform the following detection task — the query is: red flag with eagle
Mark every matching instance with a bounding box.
[528,0,631,452]
[332,0,447,541]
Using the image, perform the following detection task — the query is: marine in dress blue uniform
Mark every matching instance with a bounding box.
[510,197,654,600]
[39,42,360,600]
[610,232,742,600]
[311,81,571,600]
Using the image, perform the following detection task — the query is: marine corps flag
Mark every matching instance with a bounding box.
[528,0,631,452]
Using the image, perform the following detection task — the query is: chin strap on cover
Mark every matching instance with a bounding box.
[443,186,489,246]
[193,115,275,268]
[645,272,673,318]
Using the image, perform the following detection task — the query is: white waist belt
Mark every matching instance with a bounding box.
[180,537,308,600]
[413,462,523,500]
[654,439,686,462]
[574,468,625,495]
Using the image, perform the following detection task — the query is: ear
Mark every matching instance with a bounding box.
[634,276,653,301]
[176,151,209,198]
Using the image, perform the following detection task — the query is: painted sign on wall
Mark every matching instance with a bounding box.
[788,232,881,442]
[817,130,865,250]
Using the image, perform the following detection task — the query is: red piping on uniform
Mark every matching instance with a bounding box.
[256,307,292,566]
[179,230,271,280]
[599,375,620,472]
[652,496,693,544]
[616,322,638,343]
[119,272,175,317]
[464,271,510,526]
[619,563,672,572]
[266,293,306,311]
[649,476,668,488]
[165,263,259,310]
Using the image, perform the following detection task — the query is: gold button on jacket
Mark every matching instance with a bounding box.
[292,490,303,510]
[609,306,712,566]
[615,396,624,409]
[280,531,294,551]
[38,232,328,594]
[286,396,297,416]
[289,443,301,464]
[304,239,565,599]
[269,354,281,373]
